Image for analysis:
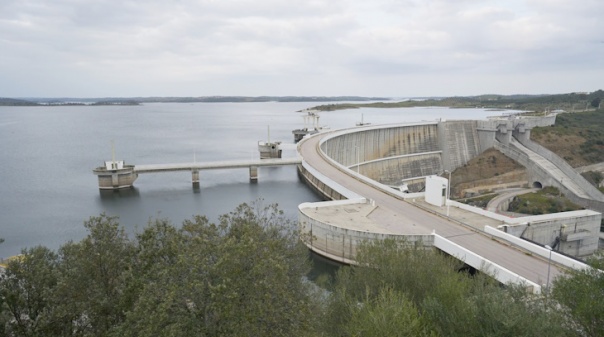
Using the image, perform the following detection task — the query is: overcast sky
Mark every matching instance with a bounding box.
[1,0,602,98]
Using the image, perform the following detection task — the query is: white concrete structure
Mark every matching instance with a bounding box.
[425,175,448,207]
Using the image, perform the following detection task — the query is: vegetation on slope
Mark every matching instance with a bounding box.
[532,108,604,167]
[2,203,603,336]
[453,148,524,183]
[508,187,583,215]
[322,239,604,337]
[450,148,526,199]
[0,202,318,337]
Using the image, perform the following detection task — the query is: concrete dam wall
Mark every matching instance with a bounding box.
[319,121,482,186]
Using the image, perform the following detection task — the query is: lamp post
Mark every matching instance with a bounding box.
[544,245,553,293]
[444,170,451,216]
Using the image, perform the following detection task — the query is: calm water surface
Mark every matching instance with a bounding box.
[0,102,504,258]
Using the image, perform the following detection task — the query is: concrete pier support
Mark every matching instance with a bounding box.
[111,173,119,188]
[495,123,511,145]
[249,166,258,182]
[192,169,200,184]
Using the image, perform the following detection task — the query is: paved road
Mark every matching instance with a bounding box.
[299,131,565,286]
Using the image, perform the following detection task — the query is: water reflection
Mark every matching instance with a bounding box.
[192,182,201,193]
[307,251,343,290]
[98,187,141,200]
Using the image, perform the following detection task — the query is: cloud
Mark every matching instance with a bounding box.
[0,0,602,97]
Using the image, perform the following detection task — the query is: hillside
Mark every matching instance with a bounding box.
[451,148,526,198]
[531,108,604,167]
[312,90,604,113]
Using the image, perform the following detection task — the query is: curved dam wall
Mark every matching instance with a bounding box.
[319,121,482,186]
[298,200,434,264]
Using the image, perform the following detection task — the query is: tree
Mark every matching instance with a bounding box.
[591,97,601,109]
[321,239,467,336]
[0,246,60,336]
[115,201,320,337]
[51,214,136,336]
[322,239,575,337]
[552,256,604,337]
[342,288,435,337]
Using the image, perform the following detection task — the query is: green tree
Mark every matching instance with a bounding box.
[51,214,136,336]
[338,287,436,337]
[0,246,60,336]
[323,239,575,337]
[552,256,604,337]
[115,202,320,337]
[321,239,467,336]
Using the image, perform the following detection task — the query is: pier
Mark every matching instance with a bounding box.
[93,157,301,189]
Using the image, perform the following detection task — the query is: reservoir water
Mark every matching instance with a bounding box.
[0,102,504,258]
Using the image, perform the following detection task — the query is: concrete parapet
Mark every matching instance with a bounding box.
[297,161,362,201]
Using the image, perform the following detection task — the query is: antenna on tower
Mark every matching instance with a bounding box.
[111,140,116,169]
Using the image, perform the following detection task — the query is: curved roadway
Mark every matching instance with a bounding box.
[299,130,564,287]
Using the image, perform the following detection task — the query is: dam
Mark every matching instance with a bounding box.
[92,114,601,293]
[296,116,601,293]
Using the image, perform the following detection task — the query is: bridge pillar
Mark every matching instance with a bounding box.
[192,169,200,185]
[249,166,258,182]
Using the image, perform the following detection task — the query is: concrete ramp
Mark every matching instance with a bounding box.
[509,138,590,199]
[434,234,542,294]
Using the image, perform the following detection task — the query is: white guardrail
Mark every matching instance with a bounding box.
[434,233,542,294]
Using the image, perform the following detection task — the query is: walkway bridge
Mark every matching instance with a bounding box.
[296,121,598,294]
[93,158,301,189]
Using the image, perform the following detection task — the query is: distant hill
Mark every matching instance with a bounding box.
[14,96,390,105]
[0,98,39,106]
[311,90,604,112]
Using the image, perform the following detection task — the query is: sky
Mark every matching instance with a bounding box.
[1,0,603,98]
